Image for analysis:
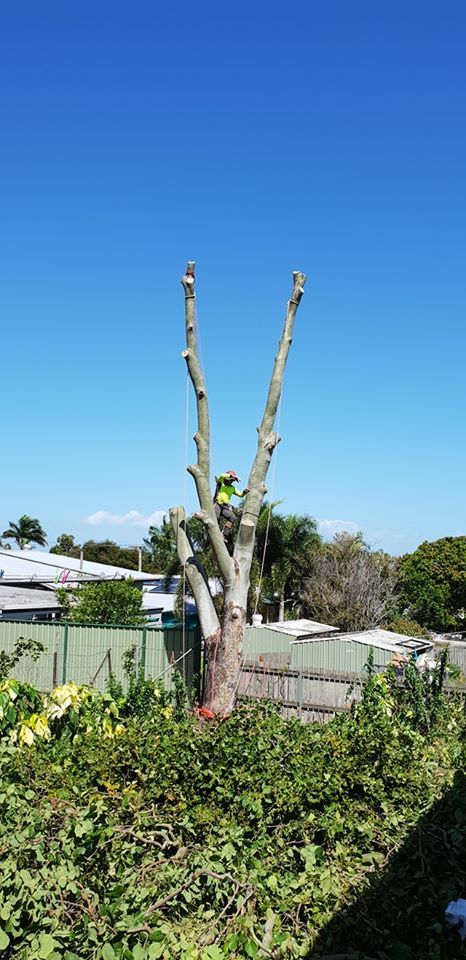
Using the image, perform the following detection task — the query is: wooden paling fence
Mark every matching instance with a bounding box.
[237,657,367,722]
[237,654,466,724]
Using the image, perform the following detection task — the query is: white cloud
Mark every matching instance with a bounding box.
[317,518,359,538]
[84,509,166,529]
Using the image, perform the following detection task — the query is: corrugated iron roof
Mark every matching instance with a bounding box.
[291,627,432,654]
[263,618,339,638]
[0,549,160,584]
[0,584,62,611]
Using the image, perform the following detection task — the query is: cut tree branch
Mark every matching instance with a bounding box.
[170,265,307,715]
[180,262,233,585]
[146,868,239,915]
[234,271,307,583]
[169,506,220,639]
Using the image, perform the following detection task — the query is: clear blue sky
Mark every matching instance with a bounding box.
[1,1,465,555]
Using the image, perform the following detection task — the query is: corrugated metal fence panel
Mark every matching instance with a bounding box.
[436,642,466,672]
[146,627,176,690]
[0,621,201,695]
[145,627,202,694]
[179,626,201,694]
[144,628,171,683]
[0,620,61,689]
[64,624,143,691]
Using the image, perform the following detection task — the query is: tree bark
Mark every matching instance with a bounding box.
[279,594,285,622]
[170,263,307,714]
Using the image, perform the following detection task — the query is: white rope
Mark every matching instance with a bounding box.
[181,371,190,682]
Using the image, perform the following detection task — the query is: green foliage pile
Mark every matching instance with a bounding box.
[0,661,466,959]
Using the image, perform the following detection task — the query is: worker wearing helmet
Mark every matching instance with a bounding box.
[213,471,249,542]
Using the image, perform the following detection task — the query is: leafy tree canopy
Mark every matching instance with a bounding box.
[59,578,146,625]
[398,536,466,632]
[50,533,81,557]
[144,516,180,578]
[79,539,154,572]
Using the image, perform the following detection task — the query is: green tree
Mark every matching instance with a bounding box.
[59,578,146,625]
[2,515,47,549]
[144,515,222,584]
[144,516,180,577]
[384,616,431,640]
[80,540,146,571]
[254,507,321,619]
[50,533,81,557]
[398,536,466,632]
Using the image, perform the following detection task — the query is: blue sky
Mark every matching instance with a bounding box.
[1,0,465,556]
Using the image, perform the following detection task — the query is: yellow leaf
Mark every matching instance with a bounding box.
[18,725,34,747]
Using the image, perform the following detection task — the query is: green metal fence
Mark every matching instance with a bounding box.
[0,620,201,695]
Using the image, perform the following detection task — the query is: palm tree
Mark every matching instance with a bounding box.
[2,515,47,550]
[254,507,321,620]
[143,516,180,580]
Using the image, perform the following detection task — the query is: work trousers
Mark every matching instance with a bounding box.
[214,502,235,538]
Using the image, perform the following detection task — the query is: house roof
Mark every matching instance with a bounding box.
[0,584,62,612]
[141,592,196,615]
[0,549,160,585]
[291,627,432,654]
[263,618,339,639]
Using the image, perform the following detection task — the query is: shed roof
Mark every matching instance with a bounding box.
[291,627,432,654]
[263,618,338,638]
[0,584,62,612]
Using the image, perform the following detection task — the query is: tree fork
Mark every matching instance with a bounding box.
[171,263,307,715]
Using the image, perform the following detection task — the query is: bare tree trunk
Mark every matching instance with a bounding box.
[279,594,285,622]
[170,262,307,714]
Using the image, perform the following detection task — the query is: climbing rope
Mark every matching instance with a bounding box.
[177,370,190,684]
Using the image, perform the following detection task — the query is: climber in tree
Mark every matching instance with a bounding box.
[213,471,249,542]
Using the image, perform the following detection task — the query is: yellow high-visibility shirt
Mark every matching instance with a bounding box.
[215,474,246,505]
